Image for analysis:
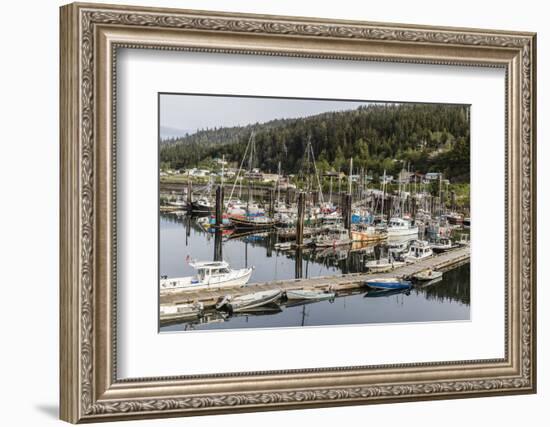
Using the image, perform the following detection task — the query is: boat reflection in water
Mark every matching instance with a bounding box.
[160,213,470,332]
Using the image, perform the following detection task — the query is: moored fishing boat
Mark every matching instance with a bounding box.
[364,278,412,291]
[229,213,277,229]
[430,237,460,253]
[168,198,189,210]
[276,226,316,240]
[402,240,433,263]
[446,212,464,225]
[191,197,213,213]
[351,225,387,243]
[160,261,253,291]
[313,228,351,247]
[386,217,419,238]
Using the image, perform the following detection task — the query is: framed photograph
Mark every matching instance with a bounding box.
[60,2,537,423]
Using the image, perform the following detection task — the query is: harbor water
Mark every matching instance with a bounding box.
[159,213,470,332]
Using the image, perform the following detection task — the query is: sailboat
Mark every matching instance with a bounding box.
[226,132,276,229]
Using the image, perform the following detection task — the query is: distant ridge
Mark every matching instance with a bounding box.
[160,103,470,182]
[160,126,195,141]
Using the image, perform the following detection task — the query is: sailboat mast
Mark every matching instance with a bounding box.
[381,169,386,220]
[228,131,254,203]
[348,158,353,194]
[221,154,225,189]
[439,173,443,218]
[309,142,324,204]
[277,161,281,206]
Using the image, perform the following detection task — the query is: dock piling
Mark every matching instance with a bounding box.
[343,193,352,235]
[215,185,224,227]
[268,188,275,217]
[296,192,306,247]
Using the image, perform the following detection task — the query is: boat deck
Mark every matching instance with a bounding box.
[160,244,470,310]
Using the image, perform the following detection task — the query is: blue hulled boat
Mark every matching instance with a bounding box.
[364,278,412,291]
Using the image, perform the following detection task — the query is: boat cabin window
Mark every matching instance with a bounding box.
[197,269,206,280]
[210,267,230,276]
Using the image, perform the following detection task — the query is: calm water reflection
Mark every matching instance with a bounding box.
[159,213,470,332]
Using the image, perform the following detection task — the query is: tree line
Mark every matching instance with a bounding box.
[160,103,470,183]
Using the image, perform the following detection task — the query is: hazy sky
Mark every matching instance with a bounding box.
[160,94,374,139]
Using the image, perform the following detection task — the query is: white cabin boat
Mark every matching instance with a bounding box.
[403,240,433,263]
[387,236,414,254]
[160,261,253,291]
[387,217,419,238]
[191,198,213,213]
[430,237,460,253]
[168,198,188,209]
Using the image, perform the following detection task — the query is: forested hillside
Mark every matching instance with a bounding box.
[160,103,470,182]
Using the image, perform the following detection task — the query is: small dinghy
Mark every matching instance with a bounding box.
[217,289,282,313]
[365,259,405,273]
[285,288,335,301]
[412,269,443,282]
[159,302,204,322]
[364,278,412,291]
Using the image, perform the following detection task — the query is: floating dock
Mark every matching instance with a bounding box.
[160,245,470,313]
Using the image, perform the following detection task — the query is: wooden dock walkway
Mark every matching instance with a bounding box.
[160,245,470,309]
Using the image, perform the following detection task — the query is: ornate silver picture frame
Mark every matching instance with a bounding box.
[60,2,536,423]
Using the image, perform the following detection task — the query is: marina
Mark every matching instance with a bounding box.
[159,99,471,331]
[159,213,470,330]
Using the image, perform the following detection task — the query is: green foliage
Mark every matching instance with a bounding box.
[160,103,470,182]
